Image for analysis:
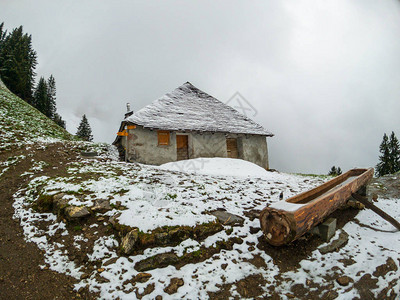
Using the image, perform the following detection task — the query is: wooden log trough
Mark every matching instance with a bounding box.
[259,168,374,246]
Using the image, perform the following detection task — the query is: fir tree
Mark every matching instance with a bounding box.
[33,77,48,114]
[376,133,391,176]
[53,113,66,129]
[328,166,342,176]
[0,25,37,102]
[76,114,93,141]
[46,74,56,119]
[388,131,400,174]
[0,22,7,45]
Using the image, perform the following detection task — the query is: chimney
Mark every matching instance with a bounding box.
[125,102,133,118]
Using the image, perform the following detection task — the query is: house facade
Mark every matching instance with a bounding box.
[113,82,273,169]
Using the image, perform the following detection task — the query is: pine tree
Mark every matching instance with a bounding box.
[376,133,391,177]
[337,167,342,175]
[53,113,66,129]
[388,131,400,174]
[0,22,7,45]
[46,74,56,119]
[328,166,337,176]
[76,114,93,141]
[33,77,48,114]
[328,166,342,176]
[0,25,37,102]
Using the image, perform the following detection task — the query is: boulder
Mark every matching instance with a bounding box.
[53,193,69,210]
[65,206,90,219]
[319,231,349,254]
[91,199,112,212]
[135,253,179,272]
[109,213,122,227]
[121,229,139,255]
[210,210,244,226]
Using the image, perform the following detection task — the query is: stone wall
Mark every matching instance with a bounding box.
[123,125,270,169]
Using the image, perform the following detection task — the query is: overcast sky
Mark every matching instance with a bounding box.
[2,0,400,174]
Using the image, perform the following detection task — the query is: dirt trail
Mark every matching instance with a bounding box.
[0,143,94,299]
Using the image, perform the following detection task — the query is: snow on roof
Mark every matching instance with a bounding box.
[125,82,273,136]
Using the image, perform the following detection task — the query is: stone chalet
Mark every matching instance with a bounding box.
[113,82,274,169]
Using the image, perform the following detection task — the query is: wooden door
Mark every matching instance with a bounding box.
[176,135,189,160]
[226,138,238,158]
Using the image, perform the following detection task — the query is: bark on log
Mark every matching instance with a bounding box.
[259,168,374,246]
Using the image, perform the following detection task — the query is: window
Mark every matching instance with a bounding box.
[158,131,170,145]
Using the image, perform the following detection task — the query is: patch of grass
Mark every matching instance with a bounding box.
[73,225,82,231]
[166,193,177,199]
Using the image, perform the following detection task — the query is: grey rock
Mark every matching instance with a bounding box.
[91,199,112,212]
[135,253,179,272]
[121,229,139,255]
[319,231,349,254]
[109,213,122,227]
[210,210,244,226]
[65,206,90,219]
[53,193,68,209]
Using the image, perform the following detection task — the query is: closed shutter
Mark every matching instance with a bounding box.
[158,131,170,145]
[226,138,238,158]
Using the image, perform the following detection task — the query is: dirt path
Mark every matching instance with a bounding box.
[0,143,93,299]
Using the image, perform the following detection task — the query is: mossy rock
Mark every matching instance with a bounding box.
[34,194,54,212]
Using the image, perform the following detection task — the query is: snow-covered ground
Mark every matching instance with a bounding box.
[12,154,400,299]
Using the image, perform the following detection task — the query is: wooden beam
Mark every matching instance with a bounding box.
[352,193,400,231]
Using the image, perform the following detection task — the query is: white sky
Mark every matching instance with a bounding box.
[2,0,400,174]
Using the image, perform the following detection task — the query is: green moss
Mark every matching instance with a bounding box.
[166,193,177,199]
[35,193,53,212]
[73,225,82,231]
[225,227,233,235]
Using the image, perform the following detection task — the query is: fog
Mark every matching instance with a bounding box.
[2,0,400,173]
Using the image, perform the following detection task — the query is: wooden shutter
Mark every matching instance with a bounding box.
[226,138,238,158]
[158,131,170,145]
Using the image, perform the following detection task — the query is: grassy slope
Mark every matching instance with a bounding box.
[0,80,74,151]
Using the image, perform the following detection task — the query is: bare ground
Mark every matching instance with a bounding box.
[0,143,96,299]
[0,142,399,299]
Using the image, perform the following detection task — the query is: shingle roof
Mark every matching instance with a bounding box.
[125,82,273,136]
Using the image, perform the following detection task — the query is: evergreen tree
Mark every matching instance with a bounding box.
[53,113,66,129]
[388,131,400,174]
[33,77,48,114]
[328,166,342,176]
[376,133,391,176]
[0,25,37,102]
[46,74,56,119]
[337,167,342,175]
[0,22,7,45]
[76,114,93,141]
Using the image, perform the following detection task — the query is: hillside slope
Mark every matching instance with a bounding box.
[0,78,74,151]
